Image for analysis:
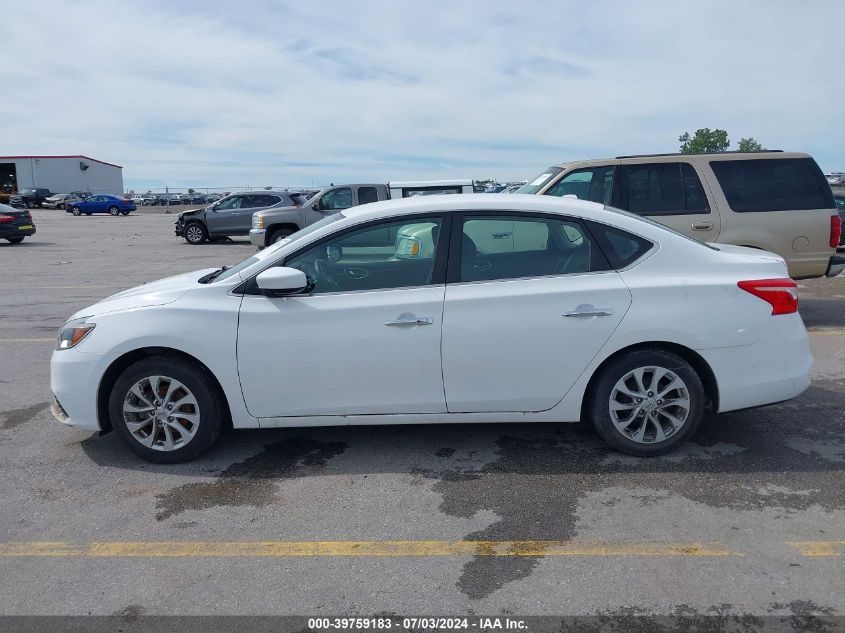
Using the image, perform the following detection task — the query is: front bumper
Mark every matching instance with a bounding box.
[249,228,267,248]
[50,348,107,431]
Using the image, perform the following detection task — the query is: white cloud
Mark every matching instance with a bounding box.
[2,0,843,189]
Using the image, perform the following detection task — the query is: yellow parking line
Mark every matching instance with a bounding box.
[0,540,738,558]
[786,541,845,556]
[0,338,53,343]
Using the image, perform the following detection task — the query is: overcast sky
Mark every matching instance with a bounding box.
[3,0,843,190]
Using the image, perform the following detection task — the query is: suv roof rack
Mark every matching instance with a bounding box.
[614,150,783,159]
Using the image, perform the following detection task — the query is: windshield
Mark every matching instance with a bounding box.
[211,212,347,283]
[515,167,563,194]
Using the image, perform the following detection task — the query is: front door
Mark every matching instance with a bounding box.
[441,213,632,413]
[237,214,449,418]
[206,194,245,234]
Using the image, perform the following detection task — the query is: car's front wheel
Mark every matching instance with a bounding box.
[184,222,208,245]
[108,206,120,216]
[71,207,82,216]
[588,349,704,457]
[268,227,295,245]
[109,356,225,463]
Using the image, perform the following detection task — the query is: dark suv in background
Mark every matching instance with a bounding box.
[175,190,308,244]
[9,188,53,208]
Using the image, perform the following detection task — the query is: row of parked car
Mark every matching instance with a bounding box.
[130,193,225,206]
[171,152,844,281]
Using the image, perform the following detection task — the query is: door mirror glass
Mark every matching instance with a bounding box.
[255,267,308,296]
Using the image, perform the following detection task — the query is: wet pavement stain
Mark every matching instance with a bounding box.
[0,402,49,430]
[155,437,346,520]
[417,381,845,600]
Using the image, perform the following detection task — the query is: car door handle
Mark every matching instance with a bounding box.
[563,308,614,317]
[691,221,713,230]
[384,317,434,326]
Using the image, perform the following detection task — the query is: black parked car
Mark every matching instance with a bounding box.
[0,203,36,244]
[9,188,53,208]
[835,194,845,247]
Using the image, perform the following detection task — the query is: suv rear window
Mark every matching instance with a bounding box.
[585,220,654,269]
[709,158,834,212]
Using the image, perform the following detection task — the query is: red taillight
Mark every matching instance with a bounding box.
[0,214,13,224]
[831,215,842,248]
[737,278,798,315]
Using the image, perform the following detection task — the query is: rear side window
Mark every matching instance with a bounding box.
[358,187,379,205]
[710,158,835,212]
[625,163,708,215]
[585,220,654,269]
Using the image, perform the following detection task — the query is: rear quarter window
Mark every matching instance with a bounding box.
[585,220,654,269]
[710,158,834,212]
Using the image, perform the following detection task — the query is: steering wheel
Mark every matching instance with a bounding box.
[314,258,342,292]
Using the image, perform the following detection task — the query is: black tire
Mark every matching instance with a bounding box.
[108,355,225,463]
[587,349,704,457]
[6,237,24,244]
[71,207,81,216]
[108,206,120,216]
[184,221,208,245]
[268,227,295,245]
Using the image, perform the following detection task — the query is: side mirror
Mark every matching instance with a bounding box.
[255,267,308,296]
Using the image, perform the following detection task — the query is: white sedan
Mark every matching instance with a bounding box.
[50,195,811,462]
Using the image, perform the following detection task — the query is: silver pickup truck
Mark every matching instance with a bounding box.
[249,180,473,248]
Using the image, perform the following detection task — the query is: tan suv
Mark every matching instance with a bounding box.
[518,151,844,279]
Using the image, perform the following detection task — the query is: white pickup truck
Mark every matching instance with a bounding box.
[249,180,473,248]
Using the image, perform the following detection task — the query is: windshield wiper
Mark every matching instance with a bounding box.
[198,266,229,284]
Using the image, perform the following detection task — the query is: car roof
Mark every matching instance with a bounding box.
[340,193,609,224]
[547,151,811,169]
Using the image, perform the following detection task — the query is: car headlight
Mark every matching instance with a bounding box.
[253,215,264,229]
[57,318,95,350]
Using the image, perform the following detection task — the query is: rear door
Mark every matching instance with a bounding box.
[441,212,632,413]
[619,162,720,242]
[239,194,279,232]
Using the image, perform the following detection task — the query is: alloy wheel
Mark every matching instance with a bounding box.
[608,366,690,444]
[122,375,200,451]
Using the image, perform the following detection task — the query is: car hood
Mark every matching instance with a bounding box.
[70,268,217,319]
[254,204,299,217]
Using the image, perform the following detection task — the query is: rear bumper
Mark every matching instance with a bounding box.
[0,224,35,239]
[825,255,845,278]
[249,228,266,248]
[700,314,812,413]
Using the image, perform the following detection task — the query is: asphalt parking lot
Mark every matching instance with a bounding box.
[1,209,845,622]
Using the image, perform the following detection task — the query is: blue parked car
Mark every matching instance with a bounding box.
[67,195,136,216]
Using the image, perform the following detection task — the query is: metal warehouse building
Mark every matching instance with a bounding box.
[0,155,124,197]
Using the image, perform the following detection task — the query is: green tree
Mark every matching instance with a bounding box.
[187,188,196,194]
[679,128,730,153]
[736,137,765,152]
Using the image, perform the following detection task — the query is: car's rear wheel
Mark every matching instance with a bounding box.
[108,206,120,216]
[109,356,225,463]
[184,222,208,245]
[268,227,295,244]
[588,349,704,457]
[71,207,81,216]
[6,237,24,244]
[121,211,130,215]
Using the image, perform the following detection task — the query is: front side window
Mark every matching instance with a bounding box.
[544,166,614,204]
[216,195,242,210]
[285,216,444,294]
[320,188,353,210]
[709,158,834,212]
[458,215,607,283]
